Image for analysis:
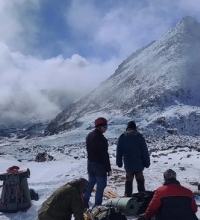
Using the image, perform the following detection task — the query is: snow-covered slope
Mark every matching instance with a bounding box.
[0,126,200,219]
[45,16,200,136]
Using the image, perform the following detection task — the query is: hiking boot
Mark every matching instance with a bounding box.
[125,181,133,197]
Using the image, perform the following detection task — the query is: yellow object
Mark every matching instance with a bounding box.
[91,206,100,216]
[83,207,102,220]
[83,212,89,220]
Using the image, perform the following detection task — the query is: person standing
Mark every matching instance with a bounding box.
[83,117,111,208]
[138,169,198,220]
[37,178,88,220]
[116,121,150,196]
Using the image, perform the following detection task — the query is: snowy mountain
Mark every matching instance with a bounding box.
[45,16,200,136]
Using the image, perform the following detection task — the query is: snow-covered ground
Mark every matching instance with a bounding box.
[0,126,200,220]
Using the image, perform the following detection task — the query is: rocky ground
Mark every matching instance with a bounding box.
[0,134,200,219]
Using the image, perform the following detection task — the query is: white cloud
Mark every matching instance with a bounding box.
[0,0,200,123]
[178,0,200,14]
[65,0,101,36]
[70,54,89,67]
[0,42,119,122]
[0,0,39,53]
[65,0,200,57]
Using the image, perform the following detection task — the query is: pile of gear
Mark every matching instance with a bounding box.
[84,206,127,220]
[83,191,154,220]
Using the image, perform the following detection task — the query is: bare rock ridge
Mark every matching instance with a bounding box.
[45,16,200,136]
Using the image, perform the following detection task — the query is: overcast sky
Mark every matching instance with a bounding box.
[0,0,200,123]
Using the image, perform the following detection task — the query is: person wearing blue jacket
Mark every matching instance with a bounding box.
[116,121,150,196]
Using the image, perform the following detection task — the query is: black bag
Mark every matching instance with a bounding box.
[93,206,127,220]
[29,188,39,201]
[132,191,154,215]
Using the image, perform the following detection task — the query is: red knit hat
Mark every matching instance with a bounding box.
[94,117,107,127]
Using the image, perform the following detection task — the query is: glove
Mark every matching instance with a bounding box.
[117,162,123,168]
[137,214,149,220]
[144,163,150,168]
[107,171,112,176]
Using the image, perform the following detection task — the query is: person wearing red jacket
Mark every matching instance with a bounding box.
[83,117,111,208]
[138,169,198,220]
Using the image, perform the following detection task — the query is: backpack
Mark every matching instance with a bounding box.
[0,166,32,213]
[131,191,154,215]
[90,206,127,220]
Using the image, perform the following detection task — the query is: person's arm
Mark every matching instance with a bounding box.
[190,192,198,213]
[145,190,161,218]
[71,191,84,220]
[140,136,150,168]
[116,136,123,167]
[100,137,111,172]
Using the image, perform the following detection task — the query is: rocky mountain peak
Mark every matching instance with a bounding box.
[179,15,199,27]
[45,16,200,136]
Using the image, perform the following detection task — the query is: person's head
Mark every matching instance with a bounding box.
[126,121,136,131]
[163,169,176,181]
[79,178,88,193]
[94,117,108,133]
[70,178,88,194]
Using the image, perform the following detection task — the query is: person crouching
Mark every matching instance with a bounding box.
[37,178,88,220]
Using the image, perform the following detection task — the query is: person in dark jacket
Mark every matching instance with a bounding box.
[83,117,111,208]
[138,169,198,220]
[116,121,150,196]
[37,178,88,220]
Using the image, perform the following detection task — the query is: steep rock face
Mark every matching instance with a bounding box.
[45,16,200,135]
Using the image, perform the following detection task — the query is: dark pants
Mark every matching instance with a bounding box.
[83,162,107,208]
[125,172,145,196]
